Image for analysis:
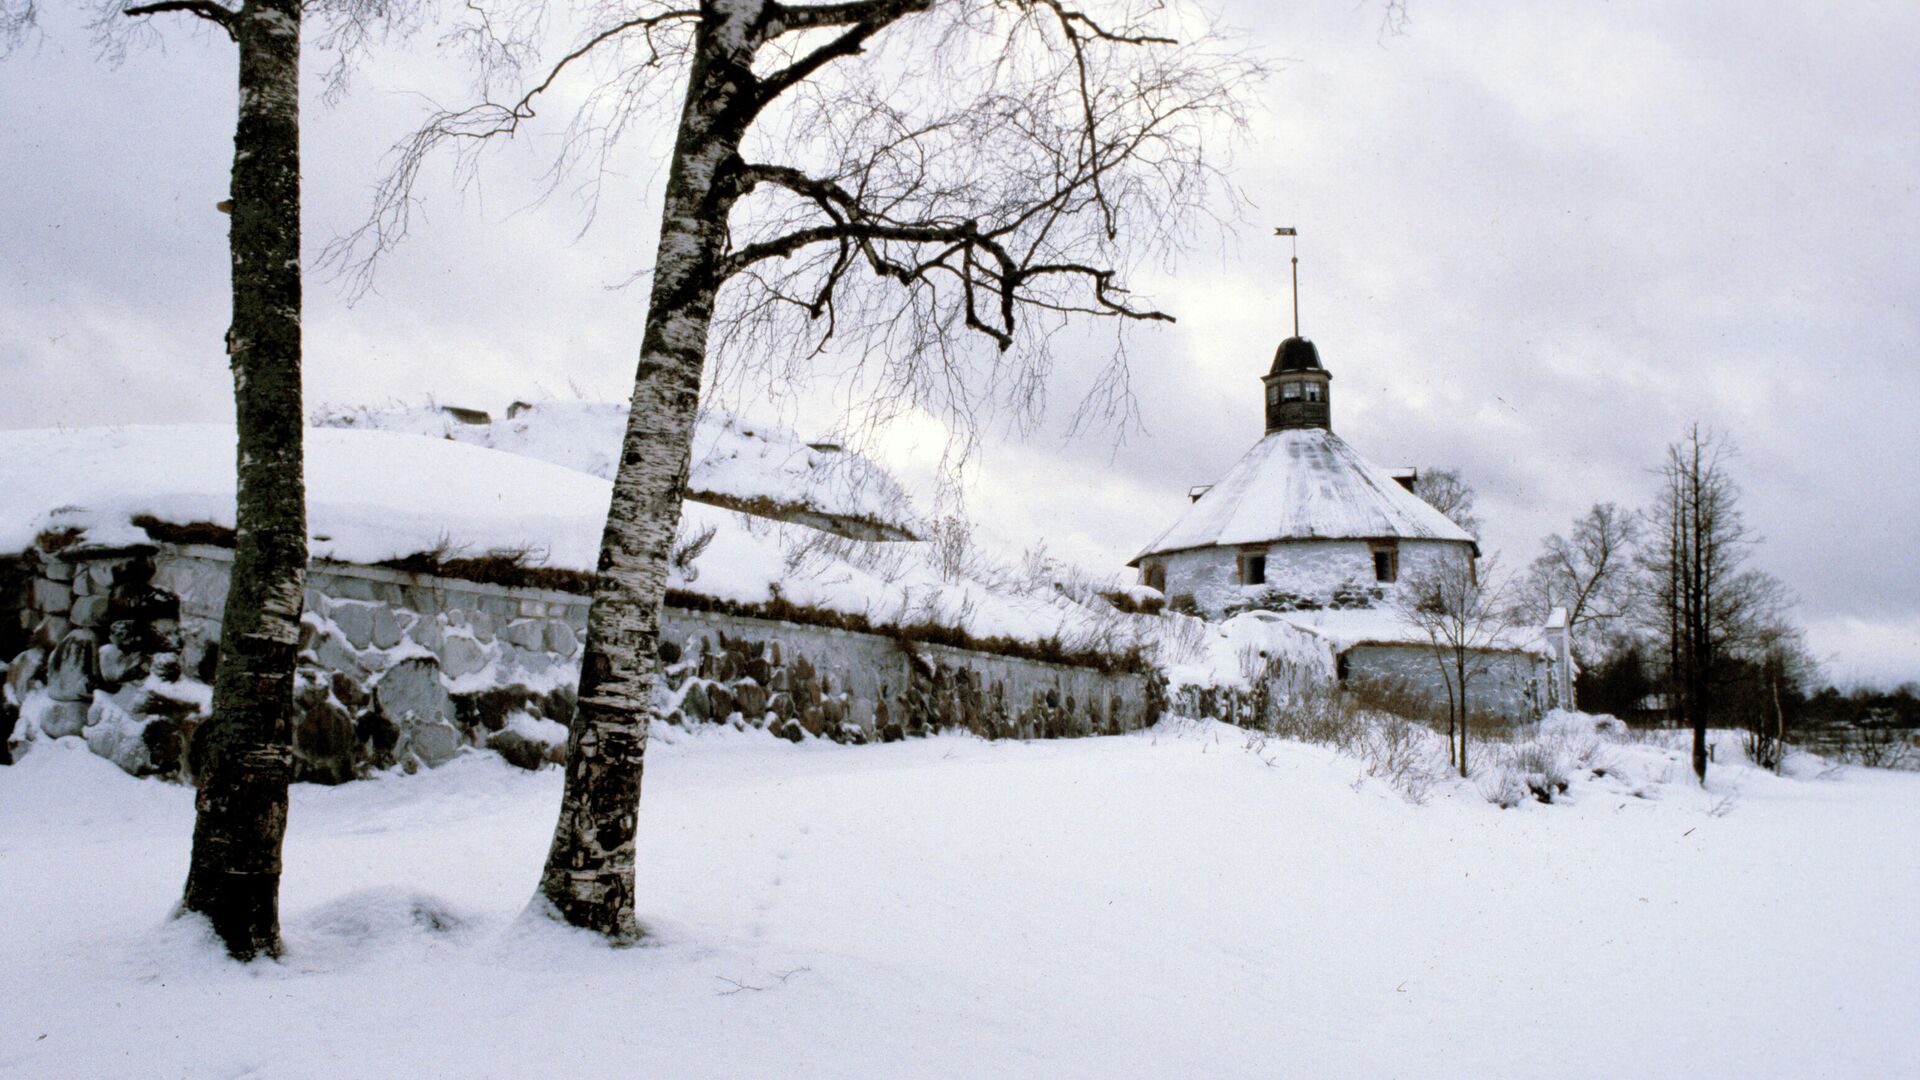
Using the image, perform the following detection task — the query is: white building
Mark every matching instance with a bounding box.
[1130,335,1477,618]
[1130,334,1571,720]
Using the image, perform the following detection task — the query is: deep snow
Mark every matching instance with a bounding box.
[2,722,1914,1079]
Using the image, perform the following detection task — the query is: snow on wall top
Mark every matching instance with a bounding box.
[0,422,1160,655]
[0,424,611,571]
[1132,428,1476,563]
[316,402,922,541]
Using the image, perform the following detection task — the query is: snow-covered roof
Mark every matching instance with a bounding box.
[1131,428,1476,564]
[316,402,922,542]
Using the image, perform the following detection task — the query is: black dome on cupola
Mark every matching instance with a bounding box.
[1269,336,1323,375]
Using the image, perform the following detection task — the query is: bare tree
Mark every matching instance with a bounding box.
[1397,552,1514,778]
[1413,467,1481,538]
[4,0,425,959]
[1519,502,1639,669]
[342,0,1260,940]
[1639,424,1785,784]
[1732,616,1814,773]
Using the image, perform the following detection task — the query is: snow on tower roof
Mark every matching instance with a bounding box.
[1130,427,1476,565]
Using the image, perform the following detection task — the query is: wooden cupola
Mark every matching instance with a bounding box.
[1261,337,1331,432]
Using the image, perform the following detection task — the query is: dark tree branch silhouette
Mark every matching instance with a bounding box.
[338,0,1262,940]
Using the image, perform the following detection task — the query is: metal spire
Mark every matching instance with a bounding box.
[1275,226,1299,337]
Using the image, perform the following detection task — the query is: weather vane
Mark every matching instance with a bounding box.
[1275,226,1299,337]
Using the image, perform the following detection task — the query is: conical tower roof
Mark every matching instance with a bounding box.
[1129,427,1475,565]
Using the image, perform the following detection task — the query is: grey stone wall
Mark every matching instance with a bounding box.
[657,609,1158,743]
[1341,643,1551,723]
[4,540,1161,779]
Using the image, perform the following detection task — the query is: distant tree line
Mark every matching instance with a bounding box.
[1504,424,1913,781]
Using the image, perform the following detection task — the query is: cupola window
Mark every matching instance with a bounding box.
[1282,382,1303,401]
[1304,383,1323,402]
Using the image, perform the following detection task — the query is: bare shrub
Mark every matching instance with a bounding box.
[1357,712,1442,803]
[1506,736,1572,803]
[1477,766,1527,809]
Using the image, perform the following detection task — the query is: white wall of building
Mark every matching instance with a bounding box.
[1150,538,1473,618]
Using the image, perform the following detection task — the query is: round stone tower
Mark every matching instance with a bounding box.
[1261,336,1331,432]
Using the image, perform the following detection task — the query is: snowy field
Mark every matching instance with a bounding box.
[2,722,1915,1080]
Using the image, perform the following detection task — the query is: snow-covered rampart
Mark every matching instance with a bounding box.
[3,540,1162,779]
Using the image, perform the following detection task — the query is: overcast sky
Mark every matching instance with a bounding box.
[3,1,1916,685]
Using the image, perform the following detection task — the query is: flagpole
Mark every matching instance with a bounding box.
[1275,227,1299,337]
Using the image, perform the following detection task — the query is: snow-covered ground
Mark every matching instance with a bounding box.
[3,722,1914,1079]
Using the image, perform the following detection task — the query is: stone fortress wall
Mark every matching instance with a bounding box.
[1,541,1161,781]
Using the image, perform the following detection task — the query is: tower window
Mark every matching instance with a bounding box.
[1240,554,1267,586]
[1267,384,1279,405]
[1282,382,1303,401]
[1305,383,1323,402]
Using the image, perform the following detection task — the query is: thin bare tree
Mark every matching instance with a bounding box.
[2,0,427,959]
[1397,552,1514,778]
[340,0,1261,940]
[1413,467,1481,539]
[1639,424,1785,783]
[1520,501,1639,669]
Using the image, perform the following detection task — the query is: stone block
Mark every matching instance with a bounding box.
[142,717,189,779]
[41,557,74,582]
[87,560,120,595]
[502,619,545,652]
[331,601,376,650]
[46,629,100,701]
[545,620,578,658]
[440,632,491,680]
[411,615,445,656]
[518,598,548,619]
[399,720,462,769]
[370,606,404,650]
[326,575,379,603]
[7,648,46,702]
[310,625,370,684]
[293,697,356,785]
[31,578,73,614]
[375,656,454,728]
[466,610,495,641]
[97,643,147,686]
[501,646,557,682]
[70,594,111,627]
[400,585,440,614]
[474,594,518,620]
[678,682,710,721]
[487,729,549,771]
[85,703,152,776]
[735,682,769,719]
[41,699,89,738]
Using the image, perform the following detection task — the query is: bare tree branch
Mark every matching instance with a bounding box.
[122,0,237,38]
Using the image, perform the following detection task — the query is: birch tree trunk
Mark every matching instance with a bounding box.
[181,0,307,960]
[536,4,761,940]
